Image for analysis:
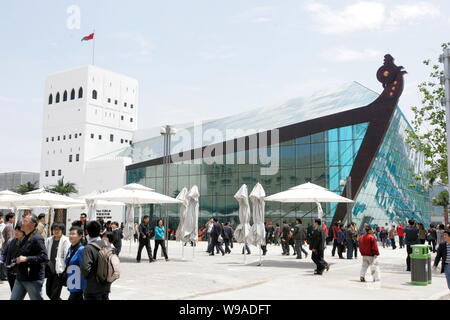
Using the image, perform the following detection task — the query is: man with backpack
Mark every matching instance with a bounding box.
[81,221,120,300]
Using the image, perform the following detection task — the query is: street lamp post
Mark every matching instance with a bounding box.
[160,125,177,254]
[440,48,450,225]
[339,176,353,224]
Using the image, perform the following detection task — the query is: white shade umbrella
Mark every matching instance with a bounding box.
[92,187,181,205]
[249,183,266,266]
[234,184,251,264]
[265,182,354,203]
[8,188,85,207]
[90,183,182,252]
[265,182,353,218]
[7,188,85,232]
[175,187,189,244]
[0,190,21,210]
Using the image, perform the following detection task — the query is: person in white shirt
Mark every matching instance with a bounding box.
[44,222,70,300]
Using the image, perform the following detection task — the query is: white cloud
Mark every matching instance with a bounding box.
[322,48,382,62]
[387,2,440,25]
[304,1,440,34]
[231,6,274,24]
[113,32,153,57]
[199,45,238,61]
[253,17,272,23]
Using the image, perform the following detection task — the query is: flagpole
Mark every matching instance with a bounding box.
[92,29,95,65]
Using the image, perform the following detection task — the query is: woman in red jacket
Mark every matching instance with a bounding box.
[358,226,380,282]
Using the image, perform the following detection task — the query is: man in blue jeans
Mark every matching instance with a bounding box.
[433,230,450,289]
[10,213,48,300]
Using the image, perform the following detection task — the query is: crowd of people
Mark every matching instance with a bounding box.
[0,212,122,300]
[1,210,449,300]
[197,217,450,286]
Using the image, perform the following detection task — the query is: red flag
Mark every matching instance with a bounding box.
[81,33,95,41]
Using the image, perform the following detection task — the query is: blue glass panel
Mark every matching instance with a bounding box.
[339,125,353,141]
[327,128,338,142]
[296,144,311,168]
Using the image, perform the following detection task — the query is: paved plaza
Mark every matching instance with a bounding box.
[1,240,449,300]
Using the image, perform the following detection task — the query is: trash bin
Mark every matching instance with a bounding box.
[410,244,432,286]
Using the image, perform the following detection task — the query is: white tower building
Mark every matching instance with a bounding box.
[40,65,138,223]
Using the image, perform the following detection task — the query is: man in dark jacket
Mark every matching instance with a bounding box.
[136,216,154,263]
[432,230,450,289]
[345,224,356,259]
[309,219,329,275]
[222,222,233,254]
[281,221,291,255]
[293,219,308,259]
[210,218,224,256]
[111,222,123,256]
[81,220,112,300]
[404,219,419,271]
[10,214,48,300]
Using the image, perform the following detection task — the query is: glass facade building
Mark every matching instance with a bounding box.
[124,82,432,229]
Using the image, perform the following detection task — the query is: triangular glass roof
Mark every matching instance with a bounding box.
[118,81,380,164]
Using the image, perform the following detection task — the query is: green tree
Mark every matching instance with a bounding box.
[432,190,449,226]
[15,181,38,194]
[405,42,450,189]
[46,177,78,196]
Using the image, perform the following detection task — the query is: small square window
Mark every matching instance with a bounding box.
[130,118,133,123]
[45,171,49,177]
[99,135,102,140]
[69,134,72,139]
[125,140,128,143]
[52,170,55,177]
[108,98,111,103]
[129,141,132,145]
[91,134,94,139]
[121,116,124,120]
[124,102,127,107]
[115,100,118,105]
[120,139,124,144]
[46,138,49,142]
[110,134,114,142]
[131,104,134,109]
[79,133,82,136]
[57,136,60,141]
[58,170,62,176]
[63,135,66,140]
[51,137,54,142]
[76,154,80,162]
[75,134,78,138]
[69,155,73,162]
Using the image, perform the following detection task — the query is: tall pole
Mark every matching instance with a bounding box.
[347,176,353,224]
[441,48,450,225]
[92,29,96,65]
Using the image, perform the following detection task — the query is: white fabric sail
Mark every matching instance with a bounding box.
[122,204,135,241]
[175,187,189,243]
[248,183,266,247]
[233,184,251,244]
[185,185,199,243]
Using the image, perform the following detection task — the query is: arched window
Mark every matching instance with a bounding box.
[63,90,68,102]
[78,87,83,99]
[92,90,97,100]
[55,92,60,103]
[70,89,75,100]
[48,94,53,105]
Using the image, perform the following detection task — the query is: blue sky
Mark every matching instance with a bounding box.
[0,0,449,172]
